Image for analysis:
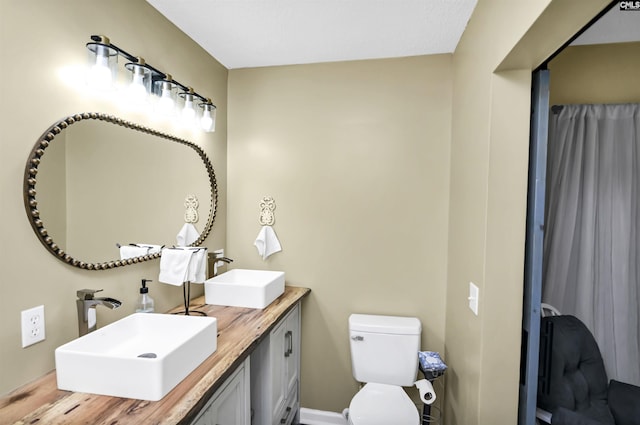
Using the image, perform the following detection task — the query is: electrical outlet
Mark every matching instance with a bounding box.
[21,305,46,348]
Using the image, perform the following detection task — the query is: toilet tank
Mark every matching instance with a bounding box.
[349,314,421,387]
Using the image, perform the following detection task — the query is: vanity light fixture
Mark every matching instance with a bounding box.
[85,34,216,133]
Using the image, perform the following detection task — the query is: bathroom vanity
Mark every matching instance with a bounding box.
[0,286,310,425]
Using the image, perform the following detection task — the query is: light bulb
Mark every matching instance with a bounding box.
[157,83,175,116]
[201,104,216,132]
[182,95,196,126]
[123,60,152,111]
[87,45,113,90]
[127,67,148,104]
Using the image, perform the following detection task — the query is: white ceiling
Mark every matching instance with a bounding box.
[146,0,478,69]
[146,1,639,70]
[571,6,640,46]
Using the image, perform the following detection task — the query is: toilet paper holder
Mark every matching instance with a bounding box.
[415,379,436,405]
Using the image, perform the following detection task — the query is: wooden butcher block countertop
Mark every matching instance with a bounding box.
[0,286,311,425]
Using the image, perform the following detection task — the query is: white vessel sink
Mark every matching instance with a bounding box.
[204,269,285,309]
[55,313,217,401]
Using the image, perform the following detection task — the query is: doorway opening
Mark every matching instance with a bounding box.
[519,2,640,424]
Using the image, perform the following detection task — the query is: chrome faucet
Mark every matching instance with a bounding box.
[76,289,122,336]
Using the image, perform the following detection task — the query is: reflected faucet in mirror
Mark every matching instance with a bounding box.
[76,289,122,336]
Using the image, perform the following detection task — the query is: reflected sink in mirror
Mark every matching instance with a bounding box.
[55,313,217,401]
[205,269,285,309]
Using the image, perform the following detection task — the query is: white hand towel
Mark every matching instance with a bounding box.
[159,248,195,286]
[193,249,207,283]
[120,245,149,260]
[176,223,200,247]
[167,247,208,283]
[254,225,282,260]
[184,248,207,283]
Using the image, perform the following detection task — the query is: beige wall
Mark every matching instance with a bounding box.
[0,0,228,395]
[445,2,547,422]
[445,0,610,424]
[227,55,453,412]
[549,42,640,105]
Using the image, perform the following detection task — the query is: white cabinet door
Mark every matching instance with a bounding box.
[269,314,288,418]
[251,303,302,425]
[191,358,250,425]
[270,305,300,422]
[210,369,247,425]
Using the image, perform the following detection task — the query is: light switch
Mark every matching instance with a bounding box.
[468,282,479,315]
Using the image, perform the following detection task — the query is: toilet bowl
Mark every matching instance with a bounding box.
[347,314,422,425]
[348,383,419,425]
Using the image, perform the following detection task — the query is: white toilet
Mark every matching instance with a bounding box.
[347,314,422,425]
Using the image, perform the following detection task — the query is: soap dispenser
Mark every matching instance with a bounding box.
[135,279,155,313]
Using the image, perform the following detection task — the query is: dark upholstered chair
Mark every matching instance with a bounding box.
[536,315,640,425]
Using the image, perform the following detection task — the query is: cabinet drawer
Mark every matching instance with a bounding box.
[276,382,298,425]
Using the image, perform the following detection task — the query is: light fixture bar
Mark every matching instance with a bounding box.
[87,34,216,121]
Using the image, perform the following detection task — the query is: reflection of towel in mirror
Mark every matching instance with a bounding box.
[254,225,282,260]
[136,244,163,255]
[176,223,200,246]
[120,244,164,260]
[120,245,150,260]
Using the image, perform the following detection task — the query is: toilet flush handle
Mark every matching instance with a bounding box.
[351,335,364,341]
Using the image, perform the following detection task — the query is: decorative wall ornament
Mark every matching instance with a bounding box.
[184,194,199,223]
[259,196,276,226]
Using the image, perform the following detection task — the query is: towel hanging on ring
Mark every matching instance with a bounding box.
[254,226,282,260]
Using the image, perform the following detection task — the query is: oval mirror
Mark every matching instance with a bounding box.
[24,113,217,270]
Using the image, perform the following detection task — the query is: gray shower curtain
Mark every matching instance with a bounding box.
[543,103,640,386]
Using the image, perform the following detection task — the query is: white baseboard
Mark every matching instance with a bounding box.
[299,407,348,425]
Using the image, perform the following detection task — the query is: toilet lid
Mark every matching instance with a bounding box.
[348,383,419,425]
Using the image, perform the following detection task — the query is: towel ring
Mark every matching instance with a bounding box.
[184,194,199,224]
[259,196,276,226]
